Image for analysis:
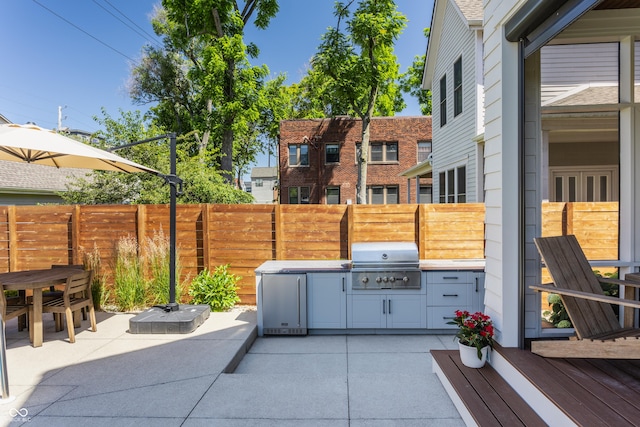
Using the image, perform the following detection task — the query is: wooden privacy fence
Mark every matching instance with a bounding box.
[0,202,618,305]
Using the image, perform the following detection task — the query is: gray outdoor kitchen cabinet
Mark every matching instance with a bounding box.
[347,291,427,329]
[426,271,485,329]
[307,272,347,329]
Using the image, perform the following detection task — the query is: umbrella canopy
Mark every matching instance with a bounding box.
[0,123,160,175]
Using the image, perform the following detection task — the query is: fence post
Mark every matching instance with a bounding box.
[8,206,17,272]
[72,205,81,265]
[275,204,282,260]
[418,204,426,259]
[202,204,210,271]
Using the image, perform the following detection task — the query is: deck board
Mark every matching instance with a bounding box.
[498,344,640,426]
[431,350,546,426]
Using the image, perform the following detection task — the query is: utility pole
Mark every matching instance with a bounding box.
[58,105,67,131]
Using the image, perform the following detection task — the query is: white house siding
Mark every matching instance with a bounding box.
[431,0,482,203]
[541,43,619,104]
[482,0,522,347]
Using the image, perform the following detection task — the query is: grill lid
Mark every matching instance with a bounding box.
[351,242,419,267]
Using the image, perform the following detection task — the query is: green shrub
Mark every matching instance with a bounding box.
[189,265,241,312]
[543,293,571,328]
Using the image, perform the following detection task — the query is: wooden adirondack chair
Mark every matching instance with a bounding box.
[530,235,640,358]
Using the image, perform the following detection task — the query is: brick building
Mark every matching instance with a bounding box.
[278,116,432,204]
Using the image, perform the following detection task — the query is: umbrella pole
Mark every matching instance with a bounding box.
[109,133,181,312]
[167,134,178,311]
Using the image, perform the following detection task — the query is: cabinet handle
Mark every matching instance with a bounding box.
[297,277,301,326]
[443,316,455,320]
[475,276,479,292]
[342,277,345,292]
[383,299,386,314]
[443,294,459,297]
[388,299,391,314]
[443,276,459,280]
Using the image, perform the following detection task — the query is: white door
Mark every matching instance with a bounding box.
[550,166,618,202]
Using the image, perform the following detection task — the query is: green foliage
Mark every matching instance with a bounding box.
[399,28,432,115]
[84,243,108,311]
[542,293,571,328]
[114,236,146,312]
[144,228,185,305]
[312,0,407,203]
[131,0,280,182]
[189,265,241,312]
[542,269,621,328]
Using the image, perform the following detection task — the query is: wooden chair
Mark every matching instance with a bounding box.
[0,287,30,337]
[49,264,86,328]
[32,270,97,344]
[530,235,640,358]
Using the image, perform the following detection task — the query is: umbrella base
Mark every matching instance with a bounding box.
[129,304,210,334]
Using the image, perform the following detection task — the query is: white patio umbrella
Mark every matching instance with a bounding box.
[0,123,160,175]
[0,123,160,402]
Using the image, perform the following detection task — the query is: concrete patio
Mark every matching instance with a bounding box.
[1,307,464,426]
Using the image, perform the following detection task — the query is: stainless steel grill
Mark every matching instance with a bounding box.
[351,242,421,290]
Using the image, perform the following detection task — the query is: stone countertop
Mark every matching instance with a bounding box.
[256,259,485,274]
[255,260,351,274]
[419,259,485,270]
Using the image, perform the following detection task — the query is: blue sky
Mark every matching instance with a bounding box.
[1,0,432,168]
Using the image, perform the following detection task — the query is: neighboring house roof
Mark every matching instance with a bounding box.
[422,0,483,90]
[0,160,87,193]
[543,84,640,108]
[251,167,278,179]
[0,114,9,125]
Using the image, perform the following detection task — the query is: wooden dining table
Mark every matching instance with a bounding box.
[0,267,83,347]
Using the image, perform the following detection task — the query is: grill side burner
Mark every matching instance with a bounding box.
[351,242,421,290]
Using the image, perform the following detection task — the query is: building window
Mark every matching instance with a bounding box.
[254,179,263,187]
[357,142,398,163]
[289,144,309,166]
[454,57,462,117]
[439,75,447,127]
[326,144,340,163]
[439,166,466,203]
[419,185,432,203]
[326,186,340,204]
[367,185,398,204]
[289,187,310,204]
[418,141,432,163]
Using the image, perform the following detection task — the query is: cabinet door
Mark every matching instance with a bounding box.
[307,273,347,329]
[348,294,385,328]
[387,294,427,328]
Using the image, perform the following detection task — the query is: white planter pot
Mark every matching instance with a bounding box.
[458,341,489,368]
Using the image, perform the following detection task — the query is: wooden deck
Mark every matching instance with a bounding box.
[434,343,640,426]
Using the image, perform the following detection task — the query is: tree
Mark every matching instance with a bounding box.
[399,28,432,115]
[312,0,407,204]
[130,0,279,185]
[60,109,254,205]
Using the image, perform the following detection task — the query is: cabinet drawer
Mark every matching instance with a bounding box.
[427,283,472,306]
[428,306,461,329]
[427,271,469,284]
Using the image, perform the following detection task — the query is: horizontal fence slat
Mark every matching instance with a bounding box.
[0,202,620,307]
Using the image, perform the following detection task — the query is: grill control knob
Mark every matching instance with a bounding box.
[389,276,396,283]
[361,277,369,283]
[382,276,389,283]
[402,276,409,283]
[375,276,382,283]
